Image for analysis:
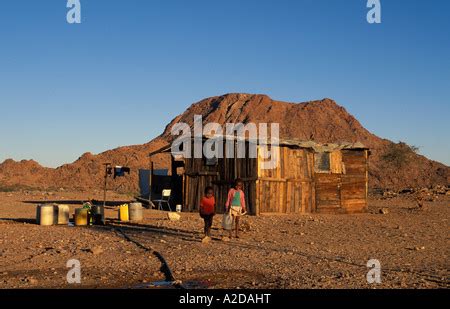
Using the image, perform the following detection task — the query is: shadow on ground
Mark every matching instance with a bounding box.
[21,200,134,207]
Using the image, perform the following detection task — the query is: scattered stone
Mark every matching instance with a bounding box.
[399,188,415,194]
[433,185,447,195]
[160,239,167,244]
[379,208,390,215]
[28,278,38,285]
[382,191,397,199]
[89,246,104,255]
[167,213,181,222]
[173,280,183,286]
[222,237,230,242]
[336,272,350,279]
[240,221,252,232]
[406,246,426,251]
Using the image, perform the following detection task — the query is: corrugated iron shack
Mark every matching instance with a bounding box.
[149,136,369,215]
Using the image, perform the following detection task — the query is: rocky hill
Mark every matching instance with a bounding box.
[0,94,448,193]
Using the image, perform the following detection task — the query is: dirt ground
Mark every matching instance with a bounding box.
[0,190,448,289]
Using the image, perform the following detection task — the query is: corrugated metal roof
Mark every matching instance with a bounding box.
[149,135,368,157]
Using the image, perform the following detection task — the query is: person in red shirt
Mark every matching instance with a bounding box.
[199,186,216,240]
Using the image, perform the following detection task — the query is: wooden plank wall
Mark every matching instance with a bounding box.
[330,151,343,174]
[315,149,368,214]
[340,150,368,213]
[256,146,314,214]
[183,141,258,214]
[315,173,341,213]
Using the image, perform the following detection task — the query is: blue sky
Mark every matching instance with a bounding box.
[0,0,449,167]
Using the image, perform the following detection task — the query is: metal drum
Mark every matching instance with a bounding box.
[91,205,105,225]
[129,202,143,222]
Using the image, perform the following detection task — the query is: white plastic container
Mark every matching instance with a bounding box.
[36,204,56,226]
[55,204,70,225]
[129,202,144,221]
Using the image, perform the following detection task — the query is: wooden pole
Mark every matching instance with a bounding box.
[103,163,111,207]
[150,159,154,201]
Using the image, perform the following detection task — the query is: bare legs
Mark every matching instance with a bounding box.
[228,216,240,238]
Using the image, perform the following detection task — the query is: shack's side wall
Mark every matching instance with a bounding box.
[183,142,258,214]
[256,146,315,214]
[315,149,368,214]
[340,149,368,213]
[315,173,341,213]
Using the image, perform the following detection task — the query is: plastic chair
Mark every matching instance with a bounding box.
[154,189,172,211]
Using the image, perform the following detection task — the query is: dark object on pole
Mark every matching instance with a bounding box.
[114,166,131,179]
[103,163,112,208]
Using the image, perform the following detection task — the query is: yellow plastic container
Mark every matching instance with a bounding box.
[118,204,129,222]
[74,208,89,226]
